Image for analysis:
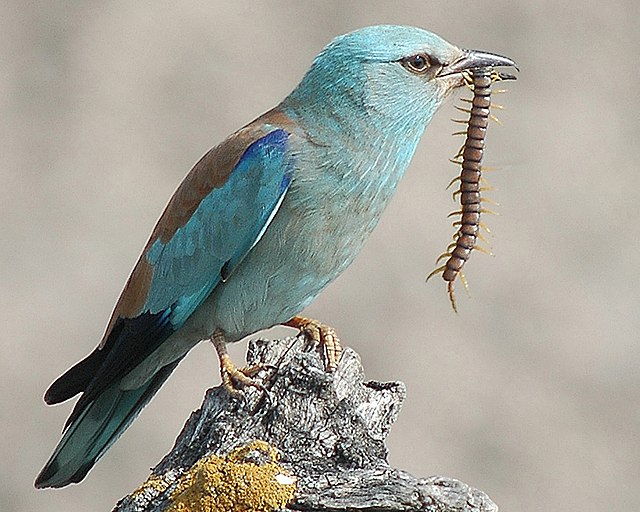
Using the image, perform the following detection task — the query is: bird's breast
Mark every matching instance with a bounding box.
[202,130,421,340]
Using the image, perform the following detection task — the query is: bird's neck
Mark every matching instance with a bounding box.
[280,94,427,189]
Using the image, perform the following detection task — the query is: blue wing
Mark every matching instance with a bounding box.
[38,114,299,489]
[144,127,294,327]
[44,124,295,409]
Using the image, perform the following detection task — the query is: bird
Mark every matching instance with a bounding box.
[35,25,517,489]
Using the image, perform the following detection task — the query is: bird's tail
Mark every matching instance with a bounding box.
[34,360,179,488]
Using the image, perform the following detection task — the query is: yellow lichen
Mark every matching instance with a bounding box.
[167,440,297,512]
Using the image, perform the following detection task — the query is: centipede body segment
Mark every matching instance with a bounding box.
[427,67,499,312]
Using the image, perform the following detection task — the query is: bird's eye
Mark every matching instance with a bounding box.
[401,54,431,74]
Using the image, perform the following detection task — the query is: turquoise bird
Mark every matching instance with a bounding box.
[36,25,516,488]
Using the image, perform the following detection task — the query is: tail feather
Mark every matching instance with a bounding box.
[35,359,180,489]
[44,349,105,405]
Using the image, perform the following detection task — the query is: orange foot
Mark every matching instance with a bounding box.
[283,316,343,371]
[211,329,268,396]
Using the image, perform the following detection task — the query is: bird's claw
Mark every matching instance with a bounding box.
[211,329,273,402]
[219,357,271,400]
[284,316,343,371]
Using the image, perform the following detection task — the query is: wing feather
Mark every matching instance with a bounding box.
[49,115,297,406]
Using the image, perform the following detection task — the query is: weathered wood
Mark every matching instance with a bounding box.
[114,336,497,512]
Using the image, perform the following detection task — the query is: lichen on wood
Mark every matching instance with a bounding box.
[165,440,295,512]
[114,336,497,512]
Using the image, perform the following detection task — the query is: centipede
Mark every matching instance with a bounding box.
[427,67,510,312]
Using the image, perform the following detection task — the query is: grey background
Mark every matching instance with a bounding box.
[2,1,638,511]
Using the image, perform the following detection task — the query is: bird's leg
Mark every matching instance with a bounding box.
[210,329,267,395]
[283,316,343,371]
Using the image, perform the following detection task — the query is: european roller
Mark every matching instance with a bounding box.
[36,25,516,488]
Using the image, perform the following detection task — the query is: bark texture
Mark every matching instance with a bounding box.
[113,336,497,512]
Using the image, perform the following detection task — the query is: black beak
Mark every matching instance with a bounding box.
[439,49,518,78]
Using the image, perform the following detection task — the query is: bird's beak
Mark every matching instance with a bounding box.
[438,49,518,78]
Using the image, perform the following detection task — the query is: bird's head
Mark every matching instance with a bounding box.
[283,25,517,136]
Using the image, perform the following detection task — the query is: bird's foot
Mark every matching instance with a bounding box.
[220,357,270,397]
[283,316,343,371]
[211,329,269,397]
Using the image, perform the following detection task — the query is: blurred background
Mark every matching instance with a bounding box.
[2,1,639,511]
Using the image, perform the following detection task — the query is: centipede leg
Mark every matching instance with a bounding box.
[429,67,498,311]
[447,280,458,313]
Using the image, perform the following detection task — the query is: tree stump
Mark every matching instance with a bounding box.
[113,336,497,512]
